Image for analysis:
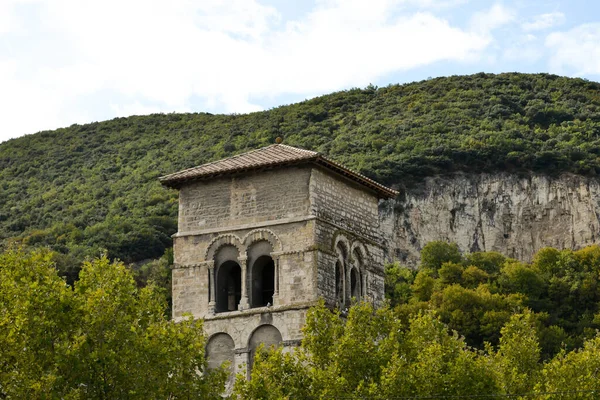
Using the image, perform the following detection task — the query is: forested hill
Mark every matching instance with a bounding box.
[2,72,600,269]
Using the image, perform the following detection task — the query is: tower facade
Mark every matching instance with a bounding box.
[160,144,397,381]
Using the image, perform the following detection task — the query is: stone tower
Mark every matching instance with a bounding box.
[159,144,397,381]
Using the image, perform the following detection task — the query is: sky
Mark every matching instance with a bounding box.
[1,0,600,143]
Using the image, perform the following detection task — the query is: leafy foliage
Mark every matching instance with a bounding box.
[387,241,600,359]
[236,301,600,399]
[2,73,600,271]
[0,247,226,399]
[235,301,500,399]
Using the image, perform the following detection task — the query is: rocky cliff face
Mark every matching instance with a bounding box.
[380,173,600,266]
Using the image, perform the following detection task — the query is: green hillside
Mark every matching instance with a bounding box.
[2,72,600,272]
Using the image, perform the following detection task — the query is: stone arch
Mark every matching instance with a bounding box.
[350,241,368,301]
[206,332,235,390]
[215,261,241,313]
[247,324,283,374]
[333,232,351,261]
[247,240,275,308]
[242,229,282,253]
[206,332,235,370]
[350,241,369,266]
[333,232,351,308]
[205,233,243,261]
[214,244,242,313]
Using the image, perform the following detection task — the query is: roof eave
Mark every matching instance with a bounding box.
[159,157,319,189]
[314,157,398,199]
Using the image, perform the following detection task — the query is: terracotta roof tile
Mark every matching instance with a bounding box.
[159,144,397,198]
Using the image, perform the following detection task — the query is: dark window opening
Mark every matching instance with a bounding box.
[216,261,241,313]
[350,268,360,300]
[251,255,275,308]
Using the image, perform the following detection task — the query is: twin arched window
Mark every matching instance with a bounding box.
[212,240,276,313]
[334,241,365,308]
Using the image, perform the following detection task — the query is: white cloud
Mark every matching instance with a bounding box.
[0,0,492,141]
[503,33,543,63]
[0,0,20,34]
[469,3,515,35]
[522,12,565,32]
[546,23,600,75]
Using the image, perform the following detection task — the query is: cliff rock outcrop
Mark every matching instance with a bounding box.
[381,173,600,265]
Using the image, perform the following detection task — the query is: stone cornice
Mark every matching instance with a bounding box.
[201,301,317,321]
[172,215,317,238]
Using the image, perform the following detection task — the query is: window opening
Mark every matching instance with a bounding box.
[215,261,241,313]
[251,255,275,307]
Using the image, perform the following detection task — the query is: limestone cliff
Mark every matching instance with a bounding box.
[380,173,600,266]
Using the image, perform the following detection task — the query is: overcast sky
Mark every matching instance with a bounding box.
[1,0,600,143]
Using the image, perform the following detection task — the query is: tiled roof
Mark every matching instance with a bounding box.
[159,144,398,198]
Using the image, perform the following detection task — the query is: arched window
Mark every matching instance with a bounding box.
[251,255,275,307]
[350,267,360,299]
[247,240,275,309]
[216,260,241,313]
[335,240,348,308]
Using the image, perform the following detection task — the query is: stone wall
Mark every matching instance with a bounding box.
[309,167,387,307]
[203,307,306,387]
[381,173,600,266]
[309,167,383,242]
[177,166,312,234]
[172,220,317,319]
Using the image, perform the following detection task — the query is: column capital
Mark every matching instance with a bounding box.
[206,260,215,270]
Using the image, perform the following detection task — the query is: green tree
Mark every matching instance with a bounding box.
[492,311,541,396]
[0,248,226,399]
[462,265,490,288]
[536,335,600,399]
[465,251,506,275]
[411,269,436,301]
[236,302,501,399]
[384,262,415,306]
[0,247,73,398]
[438,261,464,286]
[420,241,463,272]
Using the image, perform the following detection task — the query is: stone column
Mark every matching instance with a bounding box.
[272,254,280,306]
[207,261,216,314]
[238,257,250,310]
[346,256,353,305]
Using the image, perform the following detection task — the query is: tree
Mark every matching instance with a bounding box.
[0,248,226,399]
[465,251,506,275]
[0,247,73,398]
[235,301,501,399]
[384,262,415,306]
[492,311,541,396]
[536,335,600,399]
[420,241,463,272]
[439,261,464,285]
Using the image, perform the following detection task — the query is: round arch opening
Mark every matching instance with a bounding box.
[350,267,361,300]
[251,255,275,308]
[216,261,241,313]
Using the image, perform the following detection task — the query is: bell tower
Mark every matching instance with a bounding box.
[160,144,397,382]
